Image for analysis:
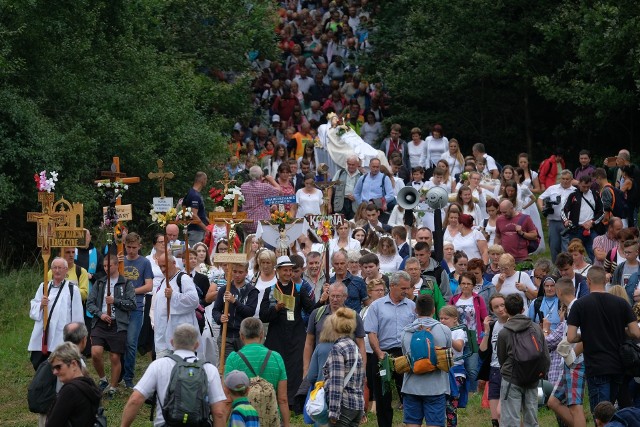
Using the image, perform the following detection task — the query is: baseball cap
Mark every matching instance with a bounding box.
[224,370,250,392]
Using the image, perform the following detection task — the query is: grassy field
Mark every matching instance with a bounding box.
[0,263,593,426]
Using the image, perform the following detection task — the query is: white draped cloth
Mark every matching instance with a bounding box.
[316,124,390,177]
[257,220,309,249]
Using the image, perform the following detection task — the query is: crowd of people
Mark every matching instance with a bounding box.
[25,0,640,426]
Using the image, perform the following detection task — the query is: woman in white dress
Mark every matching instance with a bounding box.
[293,173,323,218]
[518,153,542,194]
[440,138,465,178]
[329,222,361,258]
[452,213,489,264]
[456,185,485,227]
[251,249,278,318]
[407,127,427,169]
[376,235,403,274]
[569,239,593,276]
[360,111,383,146]
[480,199,500,246]
[436,159,458,194]
[444,203,462,242]
[420,124,449,172]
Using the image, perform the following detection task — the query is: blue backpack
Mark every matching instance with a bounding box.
[409,327,438,374]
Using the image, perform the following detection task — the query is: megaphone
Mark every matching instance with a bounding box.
[397,186,420,210]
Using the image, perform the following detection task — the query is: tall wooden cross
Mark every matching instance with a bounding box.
[96,156,140,274]
[27,192,86,353]
[148,159,174,198]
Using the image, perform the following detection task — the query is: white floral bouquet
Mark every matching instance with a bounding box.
[221,186,245,210]
[34,170,58,193]
[96,180,129,199]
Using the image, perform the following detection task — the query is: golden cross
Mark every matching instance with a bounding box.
[148,159,174,198]
[215,171,236,195]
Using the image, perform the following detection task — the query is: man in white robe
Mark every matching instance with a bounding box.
[152,254,200,358]
[29,257,84,370]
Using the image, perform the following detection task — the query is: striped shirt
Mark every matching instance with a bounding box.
[228,397,260,427]
[323,337,365,420]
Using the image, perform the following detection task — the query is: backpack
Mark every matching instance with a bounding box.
[409,326,439,374]
[619,340,640,377]
[237,351,280,427]
[27,360,57,413]
[508,324,549,387]
[175,272,206,332]
[601,183,628,219]
[516,214,540,253]
[161,354,212,427]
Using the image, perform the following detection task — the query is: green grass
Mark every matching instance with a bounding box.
[0,259,594,426]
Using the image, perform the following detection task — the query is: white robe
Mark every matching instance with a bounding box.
[29,281,84,351]
[153,272,201,353]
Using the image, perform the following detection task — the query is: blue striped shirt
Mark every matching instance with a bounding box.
[228,397,260,427]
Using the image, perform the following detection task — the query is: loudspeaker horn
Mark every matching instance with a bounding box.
[397,186,420,210]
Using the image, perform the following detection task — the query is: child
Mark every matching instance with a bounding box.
[226,155,244,178]
[411,166,426,191]
[440,305,468,427]
[289,254,315,323]
[224,370,260,427]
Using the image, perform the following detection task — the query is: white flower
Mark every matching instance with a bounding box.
[50,171,58,181]
[124,184,129,190]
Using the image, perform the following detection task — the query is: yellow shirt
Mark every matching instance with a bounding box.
[47,263,89,302]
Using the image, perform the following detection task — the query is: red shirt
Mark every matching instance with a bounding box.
[495,213,537,262]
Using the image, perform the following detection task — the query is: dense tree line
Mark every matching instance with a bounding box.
[364,0,640,164]
[1,0,277,266]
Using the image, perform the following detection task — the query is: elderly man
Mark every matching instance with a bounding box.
[87,254,136,397]
[495,200,538,263]
[183,171,209,244]
[121,324,227,427]
[241,166,281,233]
[153,254,200,358]
[328,155,362,219]
[353,158,395,212]
[329,250,368,312]
[364,271,416,427]
[538,169,577,262]
[303,251,326,301]
[225,318,291,427]
[303,283,367,377]
[29,257,84,370]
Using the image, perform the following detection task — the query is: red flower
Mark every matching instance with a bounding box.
[321,234,329,243]
[34,173,40,186]
[209,187,224,203]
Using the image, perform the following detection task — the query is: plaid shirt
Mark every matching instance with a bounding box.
[240,180,279,233]
[323,337,365,419]
[545,321,566,384]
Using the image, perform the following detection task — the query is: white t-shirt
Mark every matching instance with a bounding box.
[451,328,468,370]
[452,230,486,261]
[407,140,426,168]
[254,275,277,317]
[134,349,226,427]
[295,188,323,218]
[491,271,536,310]
[490,320,505,368]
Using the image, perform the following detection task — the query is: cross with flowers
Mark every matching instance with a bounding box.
[95,156,140,274]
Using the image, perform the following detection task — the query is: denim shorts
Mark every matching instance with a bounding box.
[403,393,446,426]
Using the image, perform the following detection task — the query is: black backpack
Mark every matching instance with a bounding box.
[27,360,57,413]
[619,340,640,377]
[507,323,549,387]
[161,354,211,427]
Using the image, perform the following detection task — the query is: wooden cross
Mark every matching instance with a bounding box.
[215,171,236,195]
[148,159,174,198]
[96,156,140,274]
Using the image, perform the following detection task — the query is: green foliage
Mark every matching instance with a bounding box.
[365,0,640,163]
[0,0,277,266]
